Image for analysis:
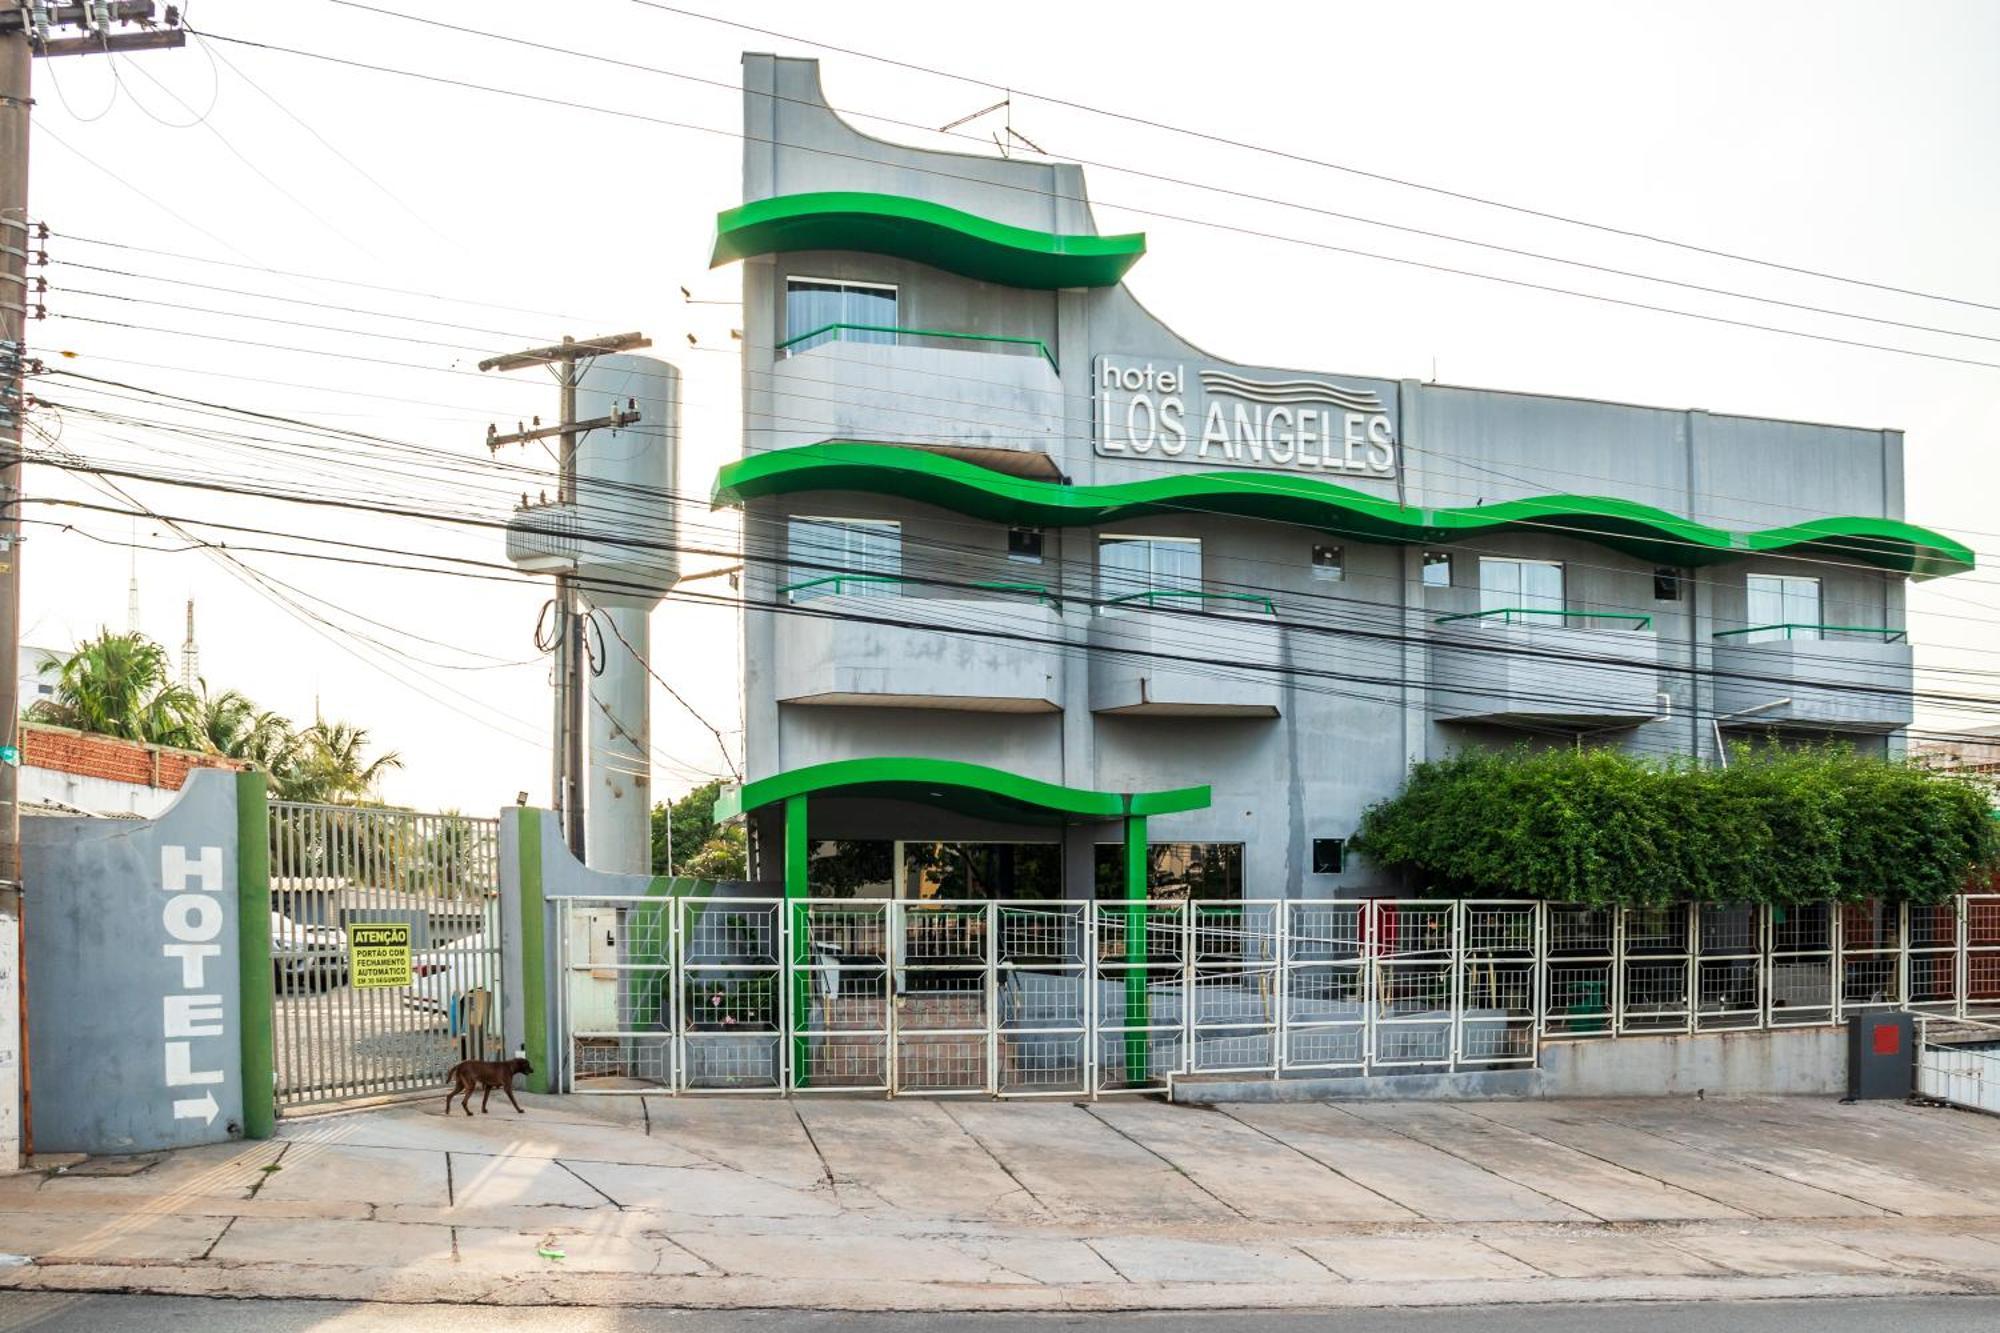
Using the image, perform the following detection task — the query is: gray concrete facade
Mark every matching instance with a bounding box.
[732,55,1936,897]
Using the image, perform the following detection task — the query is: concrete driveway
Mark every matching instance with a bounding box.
[1,1094,1998,1311]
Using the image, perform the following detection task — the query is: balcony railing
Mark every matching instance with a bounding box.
[1437,607,1653,631]
[777,322,1059,372]
[1103,589,1277,616]
[1714,624,1908,644]
[779,573,1058,606]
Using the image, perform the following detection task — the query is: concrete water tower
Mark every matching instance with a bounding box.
[502,353,680,875]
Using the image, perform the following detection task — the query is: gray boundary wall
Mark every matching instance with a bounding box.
[23,769,249,1153]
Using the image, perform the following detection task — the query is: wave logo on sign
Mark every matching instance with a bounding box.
[1095,357,1397,478]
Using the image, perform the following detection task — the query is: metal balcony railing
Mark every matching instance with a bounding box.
[1714,624,1908,643]
[777,322,1059,372]
[1437,607,1653,631]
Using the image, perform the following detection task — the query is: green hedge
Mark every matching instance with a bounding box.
[1351,746,1997,906]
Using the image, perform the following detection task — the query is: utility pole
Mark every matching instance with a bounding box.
[480,332,650,861]
[0,1,184,1170]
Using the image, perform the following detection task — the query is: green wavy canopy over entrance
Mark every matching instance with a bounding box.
[714,757,1210,825]
[709,192,1146,289]
[713,442,1974,580]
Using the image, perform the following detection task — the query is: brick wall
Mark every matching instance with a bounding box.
[21,723,250,791]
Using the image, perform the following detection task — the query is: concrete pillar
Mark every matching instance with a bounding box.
[585,604,652,877]
[1123,813,1148,1082]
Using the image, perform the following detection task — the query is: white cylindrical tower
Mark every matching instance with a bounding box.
[573,354,680,877]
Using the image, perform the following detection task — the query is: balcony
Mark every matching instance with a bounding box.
[773,578,1065,713]
[1712,625,1913,733]
[1088,592,1284,718]
[766,324,1064,459]
[1431,608,1663,727]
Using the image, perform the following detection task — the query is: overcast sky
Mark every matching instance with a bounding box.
[21,0,2000,810]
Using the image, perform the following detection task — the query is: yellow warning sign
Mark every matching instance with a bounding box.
[349,922,413,989]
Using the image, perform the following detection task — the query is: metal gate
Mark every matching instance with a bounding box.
[269,802,503,1109]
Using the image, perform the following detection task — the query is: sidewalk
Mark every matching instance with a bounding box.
[0,1093,1997,1311]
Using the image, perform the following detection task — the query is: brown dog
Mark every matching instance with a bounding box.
[443,1056,533,1116]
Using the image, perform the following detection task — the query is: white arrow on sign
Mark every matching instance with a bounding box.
[173,1092,218,1125]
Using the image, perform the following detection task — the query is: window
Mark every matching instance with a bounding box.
[807,840,894,899]
[1654,568,1682,601]
[1311,838,1346,875]
[1478,557,1564,617]
[1311,544,1344,581]
[1421,551,1452,588]
[1098,534,1201,601]
[902,842,1062,901]
[787,517,900,602]
[784,277,897,353]
[1008,527,1044,563]
[1092,842,1245,901]
[1746,573,1821,643]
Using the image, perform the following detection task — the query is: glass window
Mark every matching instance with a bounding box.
[784,277,897,353]
[1422,551,1452,588]
[1311,544,1344,581]
[1746,574,1821,643]
[1654,568,1682,601]
[1479,557,1565,617]
[1092,843,1245,902]
[788,517,900,602]
[807,840,894,898]
[1099,535,1201,601]
[902,843,1062,901]
[1311,838,1346,875]
[1008,527,1044,563]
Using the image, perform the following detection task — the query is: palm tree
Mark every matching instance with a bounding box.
[197,685,298,770]
[277,719,402,804]
[29,630,200,748]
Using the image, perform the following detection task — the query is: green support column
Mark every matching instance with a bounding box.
[235,771,275,1139]
[517,811,549,1093]
[1123,813,1149,1085]
[784,795,810,1088]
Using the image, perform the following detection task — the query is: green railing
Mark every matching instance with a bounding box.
[1714,624,1908,643]
[778,572,1057,606]
[1436,606,1653,631]
[1104,589,1277,616]
[776,322,1059,372]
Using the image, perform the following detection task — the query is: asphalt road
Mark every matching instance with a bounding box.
[2,1296,1998,1332]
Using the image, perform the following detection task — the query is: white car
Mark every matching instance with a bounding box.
[271,910,348,993]
[408,930,495,1014]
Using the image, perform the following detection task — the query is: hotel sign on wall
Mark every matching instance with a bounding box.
[1094,355,1399,479]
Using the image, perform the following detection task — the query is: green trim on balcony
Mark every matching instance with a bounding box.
[713,757,1209,826]
[778,322,1059,372]
[710,192,1145,289]
[1714,624,1909,643]
[1438,607,1653,631]
[1107,589,1277,616]
[713,442,1975,581]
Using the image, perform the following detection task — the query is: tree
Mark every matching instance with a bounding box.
[29,630,199,748]
[651,778,727,876]
[197,684,298,770]
[274,719,403,804]
[682,824,747,880]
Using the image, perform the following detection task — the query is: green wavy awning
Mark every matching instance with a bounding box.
[710,191,1145,289]
[713,442,1974,580]
[714,757,1209,825]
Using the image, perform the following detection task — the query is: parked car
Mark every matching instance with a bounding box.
[271,910,348,993]
[408,930,490,1014]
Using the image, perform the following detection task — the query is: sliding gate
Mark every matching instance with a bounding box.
[268,802,504,1108]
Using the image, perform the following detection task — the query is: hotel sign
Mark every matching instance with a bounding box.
[1094,355,1399,479]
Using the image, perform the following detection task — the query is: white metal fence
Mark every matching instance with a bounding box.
[554,893,2000,1097]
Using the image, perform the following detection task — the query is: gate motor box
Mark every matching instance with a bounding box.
[1846,1010,1915,1100]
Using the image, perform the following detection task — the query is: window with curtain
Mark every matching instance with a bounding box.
[787,517,901,602]
[1098,535,1202,602]
[784,278,898,353]
[1478,557,1565,618]
[1746,574,1821,643]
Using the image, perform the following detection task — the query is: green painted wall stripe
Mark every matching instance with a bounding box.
[516,811,549,1095]
[235,771,275,1141]
[713,441,1974,581]
[715,756,1208,823]
[710,191,1145,289]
